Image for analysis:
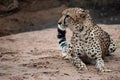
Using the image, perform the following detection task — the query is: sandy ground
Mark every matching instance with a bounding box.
[0,24,120,80]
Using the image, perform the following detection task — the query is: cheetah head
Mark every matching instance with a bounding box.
[58,8,90,32]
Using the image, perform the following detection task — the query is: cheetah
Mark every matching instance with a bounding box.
[57,8,117,72]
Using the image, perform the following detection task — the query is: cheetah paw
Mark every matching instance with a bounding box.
[61,52,70,59]
[75,62,88,70]
[98,67,112,72]
[96,64,111,72]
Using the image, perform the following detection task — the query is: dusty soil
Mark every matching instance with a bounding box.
[0,24,120,80]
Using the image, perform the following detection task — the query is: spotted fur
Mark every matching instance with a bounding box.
[57,8,117,72]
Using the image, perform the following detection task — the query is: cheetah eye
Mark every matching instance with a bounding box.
[81,10,85,12]
[66,15,70,18]
[80,14,86,18]
[65,14,74,22]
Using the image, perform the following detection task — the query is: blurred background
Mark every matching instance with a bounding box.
[0,0,120,37]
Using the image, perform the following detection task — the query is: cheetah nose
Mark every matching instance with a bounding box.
[58,22,61,25]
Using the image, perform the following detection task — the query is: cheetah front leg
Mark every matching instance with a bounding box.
[86,37,112,72]
[95,57,111,72]
[71,53,87,70]
[86,50,111,72]
[62,43,73,59]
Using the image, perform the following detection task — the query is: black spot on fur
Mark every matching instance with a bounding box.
[92,50,94,52]
[91,53,97,57]
[88,52,91,54]
[78,53,81,56]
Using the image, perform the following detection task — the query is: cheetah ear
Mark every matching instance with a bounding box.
[74,10,89,22]
[80,10,89,18]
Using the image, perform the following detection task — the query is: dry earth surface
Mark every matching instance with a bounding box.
[0,24,120,80]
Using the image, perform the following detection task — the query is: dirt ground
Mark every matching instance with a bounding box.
[0,24,120,80]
